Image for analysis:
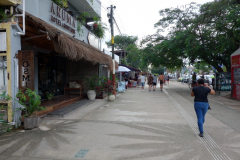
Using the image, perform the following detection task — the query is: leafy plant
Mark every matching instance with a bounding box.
[51,0,68,8]
[84,75,99,90]
[16,89,45,117]
[95,76,117,96]
[92,17,108,39]
[46,92,54,100]
[0,8,13,22]
[0,92,12,122]
[76,12,90,36]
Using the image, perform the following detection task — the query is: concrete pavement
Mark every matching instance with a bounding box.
[0,82,240,160]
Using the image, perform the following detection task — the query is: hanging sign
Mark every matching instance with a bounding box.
[18,50,34,94]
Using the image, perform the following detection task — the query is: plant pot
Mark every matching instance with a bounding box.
[108,94,115,102]
[24,115,40,130]
[87,90,96,100]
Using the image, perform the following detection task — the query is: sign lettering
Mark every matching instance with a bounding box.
[18,50,34,101]
[50,2,76,34]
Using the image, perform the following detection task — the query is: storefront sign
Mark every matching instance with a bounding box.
[18,50,34,94]
[234,84,240,99]
[50,2,76,34]
[232,55,240,67]
[216,72,231,91]
[232,55,240,100]
[117,81,125,92]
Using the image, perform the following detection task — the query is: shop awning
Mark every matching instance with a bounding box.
[22,12,118,71]
[120,64,141,72]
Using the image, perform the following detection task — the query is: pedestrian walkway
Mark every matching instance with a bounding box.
[0,84,239,160]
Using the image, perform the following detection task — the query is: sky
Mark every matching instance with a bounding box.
[100,0,214,50]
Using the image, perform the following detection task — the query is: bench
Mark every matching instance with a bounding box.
[64,80,84,97]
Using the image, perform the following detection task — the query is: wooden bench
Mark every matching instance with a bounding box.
[64,80,84,97]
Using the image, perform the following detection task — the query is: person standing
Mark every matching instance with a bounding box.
[192,72,197,87]
[211,74,215,89]
[191,78,215,137]
[152,74,157,91]
[148,74,153,92]
[158,72,165,91]
[124,74,129,89]
[138,74,146,91]
[166,75,170,85]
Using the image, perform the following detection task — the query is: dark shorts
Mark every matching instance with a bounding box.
[153,82,156,86]
[160,80,163,84]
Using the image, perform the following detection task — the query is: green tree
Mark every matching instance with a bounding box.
[193,61,211,74]
[141,1,240,72]
[106,35,138,50]
[151,66,165,75]
[106,35,148,70]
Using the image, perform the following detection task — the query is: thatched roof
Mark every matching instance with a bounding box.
[24,12,118,71]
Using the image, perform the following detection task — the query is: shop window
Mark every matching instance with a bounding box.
[38,55,66,99]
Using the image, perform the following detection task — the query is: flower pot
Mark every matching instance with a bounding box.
[108,95,115,102]
[24,115,40,130]
[87,90,96,100]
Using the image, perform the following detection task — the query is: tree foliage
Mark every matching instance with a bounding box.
[141,0,240,72]
[106,35,148,71]
[106,35,138,50]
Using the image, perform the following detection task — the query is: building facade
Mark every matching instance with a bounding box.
[0,0,118,126]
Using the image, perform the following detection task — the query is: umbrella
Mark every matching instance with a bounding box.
[116,66,131,72]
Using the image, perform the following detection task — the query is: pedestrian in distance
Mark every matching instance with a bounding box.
[152,74,157,91]
[191,78,215,137]
[124,74,129,89]
[166,75,170,85]
[158,72,165,91]
[138,74,146,91]
[148,74,153,92]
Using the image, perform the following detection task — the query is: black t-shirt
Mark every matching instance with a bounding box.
[192,86,211,102]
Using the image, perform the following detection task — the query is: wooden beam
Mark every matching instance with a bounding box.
[22,34,47,41]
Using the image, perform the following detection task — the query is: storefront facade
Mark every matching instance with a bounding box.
[0,0,118,125]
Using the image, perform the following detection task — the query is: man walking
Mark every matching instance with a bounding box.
[158,72,164,91]
[138,74,146,91]
[148,74,153,92]
[153,74,157,91]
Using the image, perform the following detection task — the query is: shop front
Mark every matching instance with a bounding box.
[231,48,240,100]
[18,12,118,110]
[0,0,118,125]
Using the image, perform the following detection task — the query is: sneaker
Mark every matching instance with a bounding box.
[199,133,203,137]
[149,90,151,92]
[161,90,162,92]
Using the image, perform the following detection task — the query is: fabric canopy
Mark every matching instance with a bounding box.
[119,64,141,72]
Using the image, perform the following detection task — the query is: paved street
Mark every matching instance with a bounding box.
[0,81,240,160]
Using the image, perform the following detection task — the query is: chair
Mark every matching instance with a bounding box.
[64,80,84,97]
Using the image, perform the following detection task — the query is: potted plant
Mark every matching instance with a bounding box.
[0,92,11,123]
[85,75,98,100]
[46,92,54,100]
[92,17,108,39]
[99,77,117,102]
[16,88,45,130]
[0,8,14,23]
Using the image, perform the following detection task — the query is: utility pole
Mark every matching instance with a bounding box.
[108,5,116,94]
